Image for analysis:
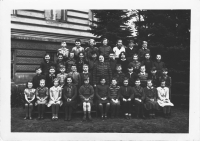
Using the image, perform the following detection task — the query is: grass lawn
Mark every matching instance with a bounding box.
[11,106,189,133]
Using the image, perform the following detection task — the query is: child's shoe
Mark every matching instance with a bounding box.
[82,115,86,121]
[24,117,28,120]
[29,117,33,120]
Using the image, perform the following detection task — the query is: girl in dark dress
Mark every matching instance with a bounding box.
[144,79,160,118]
[95,77,110,120]
[62,76,77,121]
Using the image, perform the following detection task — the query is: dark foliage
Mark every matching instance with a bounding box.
[133,10,190,95]
[89,10,133,46]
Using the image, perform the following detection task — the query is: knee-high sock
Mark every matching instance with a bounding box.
[167,106,171,114]
[116,104,120,116]
[83,102,87,111]
[111,104,115,116]
[99,104,103,116]
[163,107,167,114]
[105,103,110,116]
[69,106,72,118]
[128,101,132,114]
[87,103,91,111]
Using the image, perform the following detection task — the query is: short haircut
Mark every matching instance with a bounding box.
[101,38,109,43]
[129,40,134,44]
[116,64,122,69]
[35,66,42,71]
[88,39,95,44]
[123,77,129,82]
[140,65,145,69]
[111,77,117,82]
[143,41,147,44]
[117,39,122,43]
[53,78,60,83]
[151,67,157,71]
[71,64,77,68]
[91,50,97,55]
[135,78,141,82]
[147,79,152,83]
[78,51,84,56]
[83,64,88,67]
[60,65,66,69]
[40,79,45,83]
[75,39,81,43]
[57,53,63,57]
[65,76,74,84]
[26,81,33,88]
[128,64,133,69]
[156,54,161,57]
[133,54,138,57]
[49,66,55,71]
[44,53,50,57]
[99,76,106,82]
[99,54,105,58]
[145,52,150,56]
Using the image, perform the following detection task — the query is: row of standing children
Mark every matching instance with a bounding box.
[24,38,173,121]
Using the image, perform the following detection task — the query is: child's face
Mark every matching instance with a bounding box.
[121,53,125,58]
[142,42,147,48]
[103,39,108,45]
[79,53,84,59]
[140,66,145,73]
[109,54,115,60]
[45,55,50,61]
[161,82,165,87]
[49,69,55,74]
[100,79,106,85]
[145,54,150,59]
[84,79,89,84]
[151,70,157,74]
[67,78,72,84]
[117,40,122,47]
[27,82,33,89]
[71,66,76,72]
[36,69,42,74]
[54,81,59,87]
[123,80,128,86]
[58,55,63,61]
[129,42,134,47]
[60,68,65,73]
[163,71,168,75]
[111,80,117,86]
[70,53,74,58]
[61,42,67,47]
[135,80,141,87]
[116,66,122,72]
[147,81,153,87]
[75,41,81,47]
[89,41,95,46]
[83,65,88,72]
[40,81,45,87]
[128,67,133,72]
[92,53,97,59]
[156,55,161,61]
[99,55,104,62]
[133,55,138,61]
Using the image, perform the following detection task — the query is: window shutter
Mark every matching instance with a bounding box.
[44,10,52,20]
[56,10,62,20]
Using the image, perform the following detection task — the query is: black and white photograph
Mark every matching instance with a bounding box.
[0,0,200,140]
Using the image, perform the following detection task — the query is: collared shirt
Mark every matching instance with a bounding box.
[57,73,68,84]
[57,47,69,58]
[71,46,84,56]
[24,88,36,99]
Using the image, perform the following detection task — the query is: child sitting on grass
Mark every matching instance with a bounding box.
[24,81,36,120]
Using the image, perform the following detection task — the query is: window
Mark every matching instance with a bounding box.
[45,10,67,22]
[11,50,15,81]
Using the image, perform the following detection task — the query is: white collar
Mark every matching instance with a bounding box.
[147,86,153,89]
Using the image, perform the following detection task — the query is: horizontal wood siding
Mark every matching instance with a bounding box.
[15,73,36,83]
[67,11,89,19]
[17,57,43,64]
[16,65,40,72]
[17,10,44,18]
[16,50,46,57]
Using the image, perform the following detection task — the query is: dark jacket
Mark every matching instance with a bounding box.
[62,84,77,101]
[119,86,134,99]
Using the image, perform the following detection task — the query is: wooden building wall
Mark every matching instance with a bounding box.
[11,9,95,84]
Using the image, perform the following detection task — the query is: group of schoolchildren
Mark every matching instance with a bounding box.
[23,38,174,122]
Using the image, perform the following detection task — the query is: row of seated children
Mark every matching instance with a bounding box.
[25,73,173,121]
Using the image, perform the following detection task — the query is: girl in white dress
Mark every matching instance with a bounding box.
[157,80,174,118]
[48,78,63,120]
